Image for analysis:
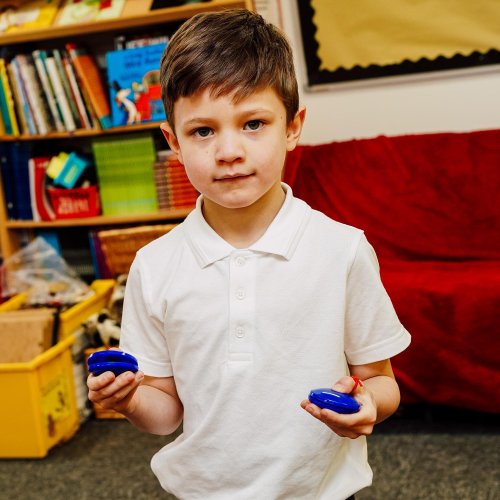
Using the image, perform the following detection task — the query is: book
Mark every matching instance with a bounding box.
[44,52,77,132]
[0,143,17,219]
[88,231,112,279]
[28,156,56,221]
[10,142,33,220]
[0,0,62,33]
[8,57,37,135]
[6,61,29,135]
[66,43,112,129]
[55,0,125,26]
[52,49,81,129]
[32,49,65,132]
[15,54,52,135]
[106,42,166,127]
[0,59,20,135]
[62,53,93,129]
[46,151,69,179]
[0,61,14,135]
[92,133,157,215]
[0,103,4,135]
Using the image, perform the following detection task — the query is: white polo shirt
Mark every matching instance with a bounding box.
[120,184,411,500]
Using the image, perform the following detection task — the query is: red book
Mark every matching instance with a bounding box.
[28,157,55,221]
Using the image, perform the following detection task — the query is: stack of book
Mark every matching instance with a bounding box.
[92,133,158,216]
[154,150,198,210]
[0,44,111,137]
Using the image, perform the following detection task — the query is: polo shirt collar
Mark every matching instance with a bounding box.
[184,183,311,268]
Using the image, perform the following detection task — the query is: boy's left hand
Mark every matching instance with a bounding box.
[300,376,377,439]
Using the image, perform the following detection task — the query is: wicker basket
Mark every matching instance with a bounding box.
[98,224,177,276]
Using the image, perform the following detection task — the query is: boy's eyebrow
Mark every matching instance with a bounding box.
[182,108,276,127]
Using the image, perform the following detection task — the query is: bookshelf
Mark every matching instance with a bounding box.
[0,0,253,264]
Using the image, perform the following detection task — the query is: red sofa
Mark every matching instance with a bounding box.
[284,129,500,413]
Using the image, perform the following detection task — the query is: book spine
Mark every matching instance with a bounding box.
[15,55,51,135]
[0,59,20,136]
[32,50,65,132]
[28,158,41,221]
[10,142,33,220]
[62,53,93,129]
[9,58,37,136]
[0,143,17,219]
[0,59,14,135]
[52,49,82,129]
[6,62,29,135]
[45,54,77,132]
[29,157,56,221]
[66,43,112,129]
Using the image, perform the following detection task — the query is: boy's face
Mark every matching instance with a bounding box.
[161,87,304,212]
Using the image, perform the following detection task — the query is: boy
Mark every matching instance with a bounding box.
[88,9,411,499]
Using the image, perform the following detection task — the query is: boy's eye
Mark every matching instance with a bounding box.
[244,120,263,131]
[193,127,213,138]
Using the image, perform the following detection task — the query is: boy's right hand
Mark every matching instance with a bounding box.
[87,369,144,415]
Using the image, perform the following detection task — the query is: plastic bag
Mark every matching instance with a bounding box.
[0,237,94,306]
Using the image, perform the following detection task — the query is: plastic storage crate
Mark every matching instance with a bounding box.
[0,335,79,458]
[0,280,115,457]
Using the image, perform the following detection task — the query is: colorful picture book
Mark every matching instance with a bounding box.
[106,42,166,127]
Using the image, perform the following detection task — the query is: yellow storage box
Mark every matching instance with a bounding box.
[0,335,79,458]
[0,279,115,457]
[0,279,115,339]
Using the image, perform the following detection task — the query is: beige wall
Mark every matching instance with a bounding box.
[278,1,500,145]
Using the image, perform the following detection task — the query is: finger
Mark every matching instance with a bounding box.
[332,376,356,393]
[90,370,139,402]
[87,371,115,391]
[301,401,322,419]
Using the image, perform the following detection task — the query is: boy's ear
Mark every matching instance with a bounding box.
[160,122,184,164]
[286,106,306,152]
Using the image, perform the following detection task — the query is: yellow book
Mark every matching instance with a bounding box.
[0,0,62,33]
[0,59,20,136]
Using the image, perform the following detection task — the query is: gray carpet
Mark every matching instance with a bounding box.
[0,405,498,500]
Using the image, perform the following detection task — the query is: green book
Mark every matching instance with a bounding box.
[92,133,158,215]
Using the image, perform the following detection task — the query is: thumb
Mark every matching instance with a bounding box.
[332,376,357,394]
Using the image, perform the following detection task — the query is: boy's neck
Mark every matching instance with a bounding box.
[201,183,286,249]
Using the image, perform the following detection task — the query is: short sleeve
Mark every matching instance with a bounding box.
[344,234,411,365]
[119,257,174,377]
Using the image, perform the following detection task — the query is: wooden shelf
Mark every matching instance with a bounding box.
[0,0,252,262]
[0,121,163,142]
[0,0,251,46]
[5,208,192,229]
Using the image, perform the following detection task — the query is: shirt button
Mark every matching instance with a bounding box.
[236,288,246,300]
[235,256,246,266]
[235,326,245,338]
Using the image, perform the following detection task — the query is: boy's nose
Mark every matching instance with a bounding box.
[215,132,244,164]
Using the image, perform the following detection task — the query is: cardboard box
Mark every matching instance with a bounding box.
[0,308,56,363]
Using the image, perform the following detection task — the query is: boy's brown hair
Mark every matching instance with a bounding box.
[160,9,299,129]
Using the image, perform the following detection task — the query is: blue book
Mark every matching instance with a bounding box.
[10,142,33,220]
[106,42,166,127]
[0,142,17,219]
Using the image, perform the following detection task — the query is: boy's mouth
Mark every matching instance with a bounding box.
[215,173,253,181]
